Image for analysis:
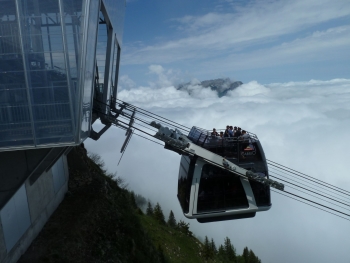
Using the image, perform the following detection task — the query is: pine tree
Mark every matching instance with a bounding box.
[134,193,147,209]
[224,237,236,261]
[242,247,261,263]
[210,238,217,256]
[202,236,211,260]
[129,191,137,208]
[167,210,177,228]
[217,245,227,262]
[153,202,166,224]
[177,220,192,236]
[146,201,153,216]
[243,246,249,263]
[248,249,261,263]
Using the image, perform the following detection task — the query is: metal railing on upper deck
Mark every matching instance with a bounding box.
[187,126,258,148]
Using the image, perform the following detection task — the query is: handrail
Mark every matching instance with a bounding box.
[188,126,259,147]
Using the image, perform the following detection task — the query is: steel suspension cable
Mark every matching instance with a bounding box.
[271,189,350,222]
[280,189,350,218]
[268,169,350,204]
[268,165,350,199]
[267,159,350,195]
[97,98,190,133]
[95,99,189,132]
[269,175,350,208]
[267,161,350,197]
[116,98,191,131]
[269,175,350,211]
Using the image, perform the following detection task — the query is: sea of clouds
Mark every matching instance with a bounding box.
[85,71,350,263]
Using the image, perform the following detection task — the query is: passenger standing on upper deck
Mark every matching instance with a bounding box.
[228,126,234,137]
[240,130,250,140]
[219,131,224,138]
[211,128,218,136]
[224,125,230,138]
[233,126,237,136]
[234,127,241,137]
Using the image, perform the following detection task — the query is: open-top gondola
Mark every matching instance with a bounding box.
[177,127,271,223]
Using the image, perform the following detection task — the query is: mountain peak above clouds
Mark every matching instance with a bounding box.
[178,78,243,97]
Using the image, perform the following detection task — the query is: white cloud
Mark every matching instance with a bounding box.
[86,76,350,263]
[145,64,184,89]
[119,75,136,90]
[228,81,270,97]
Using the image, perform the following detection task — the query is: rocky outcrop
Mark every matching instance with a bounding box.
[178,78,243,97]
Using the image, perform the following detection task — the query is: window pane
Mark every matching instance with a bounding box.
[197,164,249,213]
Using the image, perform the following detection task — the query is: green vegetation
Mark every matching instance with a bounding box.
[140,202,262,263]
[18,145,262,263]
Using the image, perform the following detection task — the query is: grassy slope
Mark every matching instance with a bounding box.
[138,214,206,263]
[18,146,164,263]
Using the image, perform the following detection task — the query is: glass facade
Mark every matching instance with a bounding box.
[0,0,125,150]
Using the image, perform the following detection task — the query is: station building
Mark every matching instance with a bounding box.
[0,0,125,262]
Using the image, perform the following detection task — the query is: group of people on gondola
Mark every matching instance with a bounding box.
[210,126,254,154]
[211,126,249,139]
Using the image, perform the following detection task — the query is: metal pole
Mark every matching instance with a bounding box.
[15,0,37,146]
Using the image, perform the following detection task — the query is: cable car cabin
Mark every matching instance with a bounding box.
[177,127,271,223]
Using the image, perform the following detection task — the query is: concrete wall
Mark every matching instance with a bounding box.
[0,155,69,263]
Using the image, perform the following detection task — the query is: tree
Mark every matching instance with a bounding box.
[217,245,227,262]
[210,238,217,256]
[243,246,249,263]
[248,249,261,263]
[202,236,211,260]
[134,193,147,209]
[153,202,166,224]
[177,220,192,236]
[167,210,177,228]
[242,247,261,263]
[129,191,137,208]
[88,153,105,170]
[146,201,153,216]
[224,237,236,261]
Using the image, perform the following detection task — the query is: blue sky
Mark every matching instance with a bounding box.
[119,0,350,86]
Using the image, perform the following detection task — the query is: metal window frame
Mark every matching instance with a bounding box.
[100,1,114,116]
[58,0,76,140]
[76,0,101,143]
[15,0,36,146]
[112,40,121,103]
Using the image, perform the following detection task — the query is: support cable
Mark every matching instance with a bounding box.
[280,189,350,218]
[271,189,350,222]
[116,98,191,131]
[273,179,350,212]
[268,159,350,196]
[95,98,190,133]
[113,100,190,133]
[270,175,350,208]
[269,169,350,204]
[119,115,158,134]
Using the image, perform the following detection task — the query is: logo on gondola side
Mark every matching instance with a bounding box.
[241,150,256,156]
